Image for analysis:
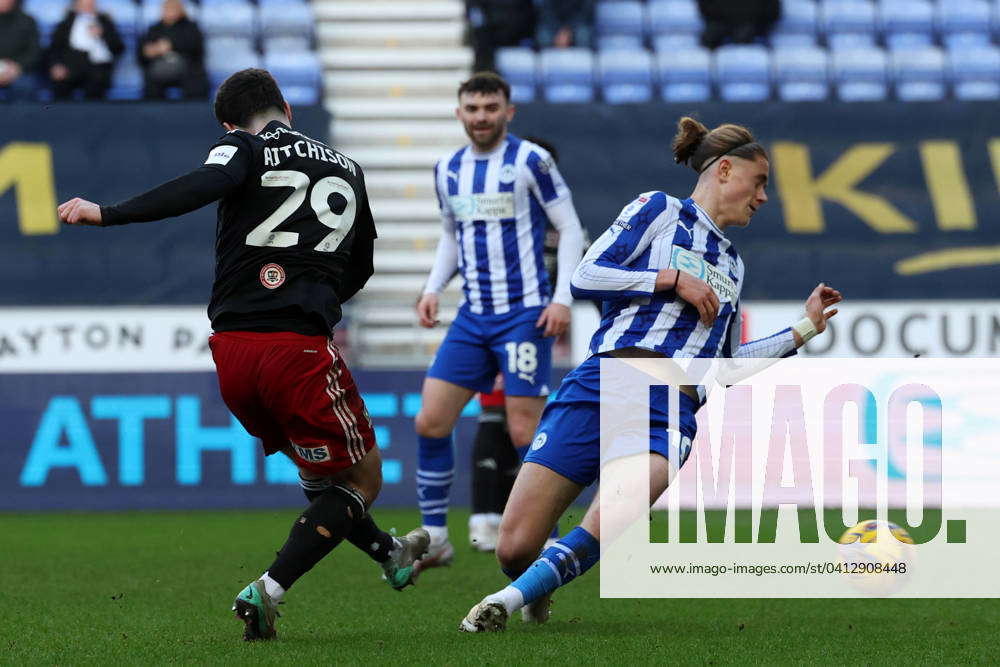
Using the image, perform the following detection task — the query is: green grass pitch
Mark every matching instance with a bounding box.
[2,508,995,664]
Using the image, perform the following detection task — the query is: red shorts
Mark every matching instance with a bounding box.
[208,331,375,476]
[479,387,506,409]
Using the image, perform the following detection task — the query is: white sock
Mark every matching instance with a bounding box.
[485,585,525,615]
[424,525,448,545]
[260,572,286,604]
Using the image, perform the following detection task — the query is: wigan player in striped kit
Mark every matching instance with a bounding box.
[460,117,843,631]
[413,73,585,570]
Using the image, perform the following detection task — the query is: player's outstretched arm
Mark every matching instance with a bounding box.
[791,282,841,348]
[57,139,249,228]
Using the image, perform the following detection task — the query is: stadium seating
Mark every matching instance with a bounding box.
[539,48,595,103]
[949,44,1000,99]
[713,45,771,102]
[648,0,704,39]
[892,46,947,100]
[263,36,315,57]
[651,34,700,52]
[879,0,935,50]
[770,0,819,47]
[598,49,653,103]
[597,34,645,51]
[821,0,878,49]
[24,0,65,42]
[832,47,889,101]
[773,46,829,101]
[496,47,538,102]
[207,49,262,90]
[939,0,992,49]
[657,47,711,102]
[24,0,1000,105]
[198,2,256,39]
[264,50,322,105]
[100,0,140,41]
[259,1,314,39]
[595,1,645,41]
[108,60,144,101]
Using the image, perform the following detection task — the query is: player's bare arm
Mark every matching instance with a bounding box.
[534,302,570,337]
[416,293,440,328]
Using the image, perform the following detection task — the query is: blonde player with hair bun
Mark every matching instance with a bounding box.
[459,116,843,632]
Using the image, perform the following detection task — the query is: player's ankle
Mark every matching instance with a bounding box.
[485,586,524,615]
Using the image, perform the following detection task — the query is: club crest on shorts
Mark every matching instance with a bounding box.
[260,263,286,289]
[530,432,548,451]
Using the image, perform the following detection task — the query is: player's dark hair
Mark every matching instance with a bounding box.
[214,68,287,129]
[522,136,559,163]
[457,71,511,102]
[671,116,767,174]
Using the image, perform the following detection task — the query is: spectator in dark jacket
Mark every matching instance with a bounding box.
[698,0,780,49]
[536,0,595,49]
[466,0,535,72]
[139,0,207,99]
[0,0,42,101]
[48,0,124,100]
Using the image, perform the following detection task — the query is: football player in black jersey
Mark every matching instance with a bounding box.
[57,68,429,642]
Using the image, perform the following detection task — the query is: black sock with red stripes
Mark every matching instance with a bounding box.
[266,484,366,590]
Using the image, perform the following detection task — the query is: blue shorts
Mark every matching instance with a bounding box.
[426,304,553,397]
[523,354,698,487]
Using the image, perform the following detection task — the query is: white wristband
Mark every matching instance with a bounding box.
[792,317,818,344]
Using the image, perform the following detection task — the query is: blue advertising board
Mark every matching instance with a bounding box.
[0,369,489,511]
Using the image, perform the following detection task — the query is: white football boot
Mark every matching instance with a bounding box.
[459,599,509,633]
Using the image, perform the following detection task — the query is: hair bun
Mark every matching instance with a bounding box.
[672,116,709,166]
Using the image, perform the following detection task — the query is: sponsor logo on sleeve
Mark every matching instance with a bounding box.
[615,195,650,227]
[205,145,238,166]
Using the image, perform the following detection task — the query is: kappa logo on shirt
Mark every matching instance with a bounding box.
[669,246,738,304]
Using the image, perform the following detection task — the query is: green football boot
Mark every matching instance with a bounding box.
[382,527,431,590]
[232,580,279,641]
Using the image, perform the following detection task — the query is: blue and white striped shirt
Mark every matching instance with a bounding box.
[572,192,796,360]
[432,134,571,315]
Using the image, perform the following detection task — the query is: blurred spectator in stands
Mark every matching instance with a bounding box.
[466,0,535,72]
[0,0,41,101]
[698,0,780,49]
[47,0,124,100]
[536,0,594,49]
[138,0,207,99]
